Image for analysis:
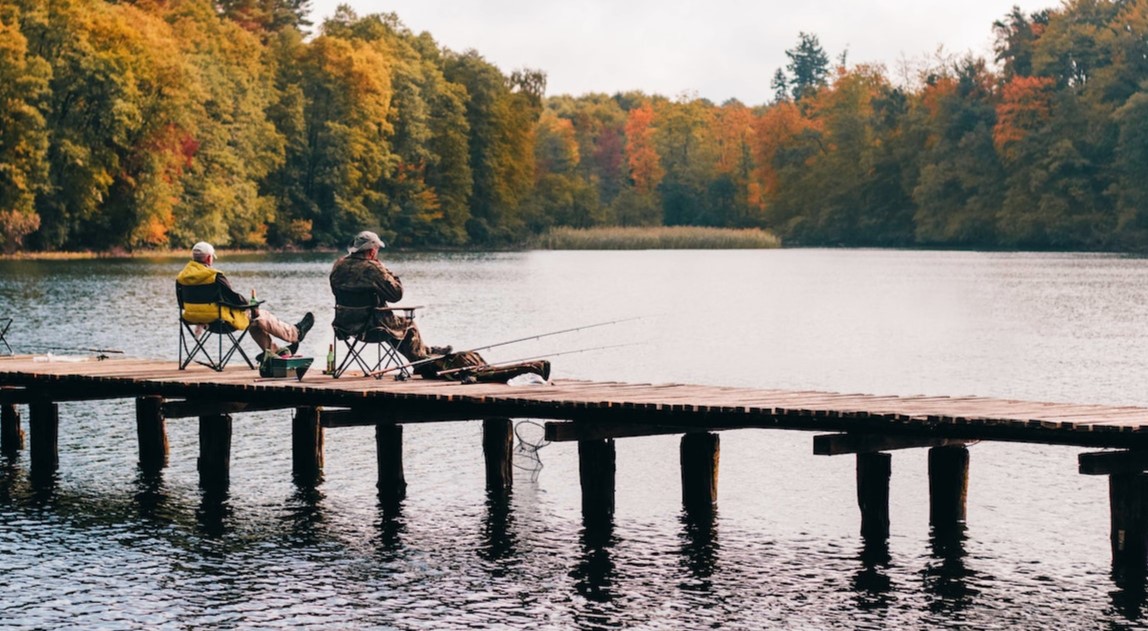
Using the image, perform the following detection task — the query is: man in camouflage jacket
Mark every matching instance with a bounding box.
[328,231,446,362]
[330,230,549,382]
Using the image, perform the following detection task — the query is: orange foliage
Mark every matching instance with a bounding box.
[535,111,580,175]
[920,77,957,120]
[624,102,663,194]
[993,75,1056,158]
[138,211,173,247]
[751,101,816,198]
[711,102,754,175]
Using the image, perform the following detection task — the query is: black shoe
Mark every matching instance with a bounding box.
[295,312,314,343]
[282,342,298,356]
[429,345,452,356]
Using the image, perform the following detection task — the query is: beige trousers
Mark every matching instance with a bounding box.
[248,308,299,351]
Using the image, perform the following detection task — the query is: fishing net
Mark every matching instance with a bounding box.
[513,420,550,482]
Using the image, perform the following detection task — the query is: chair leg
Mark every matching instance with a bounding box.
[179,321,251,371]
[220,328,254,370]
[333,338,364,378]
[180,323,214,370]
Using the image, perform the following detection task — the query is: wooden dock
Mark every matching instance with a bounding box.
[4,354,1148,572]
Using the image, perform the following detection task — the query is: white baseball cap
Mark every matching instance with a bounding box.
[191,241,216,261]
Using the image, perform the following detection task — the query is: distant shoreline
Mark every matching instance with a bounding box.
[0,248,339,261]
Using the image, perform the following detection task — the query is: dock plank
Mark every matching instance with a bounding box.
[3,356,1148,447]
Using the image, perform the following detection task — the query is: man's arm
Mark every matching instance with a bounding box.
[369,260,404,302]
[214,272,248,306]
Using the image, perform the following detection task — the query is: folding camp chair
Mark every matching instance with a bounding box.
[176,281,259,371]
[0,317,11,355]
[331,289,420,379]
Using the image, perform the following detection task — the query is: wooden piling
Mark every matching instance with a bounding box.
[680,432,719,514]
[1,403,23,457]
[292,406,324,484]
[376,423,406,502]
[28,400,58,478]
[197,413,232,491]
[578,438,616,526]
[135,396,168,472]
[483,418,514,494]
[856,452,892,540]
[1110,473,1148,573]
[928,445,969,527]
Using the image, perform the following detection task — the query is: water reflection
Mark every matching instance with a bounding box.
[27,468,57,504]
[852,538,893,611]
[196,490,232,537]
[1110,540,1148,622]
[132,470,172,522]
[1110,573,1148,623]
[678,509,719,591]
[282,486,328,547]
[375,499,406,555]
[479,490,516,565]
[922,524,976,614]
[0,456,25,504]
[571,522,620,628]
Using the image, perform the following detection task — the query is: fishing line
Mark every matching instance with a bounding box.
[370,314,650,378]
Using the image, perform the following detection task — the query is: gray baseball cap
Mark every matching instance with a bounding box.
[348,231,385,254]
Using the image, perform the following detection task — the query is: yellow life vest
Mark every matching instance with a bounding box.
[176,261,250,331]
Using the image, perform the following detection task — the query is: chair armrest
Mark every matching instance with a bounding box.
[221,299,265,310]
[376,305,422,316]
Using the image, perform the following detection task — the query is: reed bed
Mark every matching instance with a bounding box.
[533,226,781,250]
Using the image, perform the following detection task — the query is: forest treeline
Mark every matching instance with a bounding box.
[1,0,1147,252]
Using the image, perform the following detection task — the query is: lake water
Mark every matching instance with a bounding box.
[1,249,1147,629]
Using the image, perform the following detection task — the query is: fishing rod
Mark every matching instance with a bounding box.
[368,315,648,378]
[434,342,643,377]
[22,344,125,355]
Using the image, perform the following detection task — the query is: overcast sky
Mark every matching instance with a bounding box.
[308,0,1054,105]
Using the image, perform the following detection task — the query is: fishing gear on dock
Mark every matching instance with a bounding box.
[369,315,647,379]
[512,420,550,482]
[435,342,642,379]
[22,344,125,360]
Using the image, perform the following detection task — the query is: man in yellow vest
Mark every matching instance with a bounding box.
[177,241,314,359]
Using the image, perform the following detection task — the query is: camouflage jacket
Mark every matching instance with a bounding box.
[329,254,411,341]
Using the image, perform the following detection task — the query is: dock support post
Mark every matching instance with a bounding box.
[1110,473,1148,574]
[376,423,406,503]
[578,438,616,527]
[292,406,324,485]
[483,418,514,494]
[28,401,58,478]
[680,432,719,514]
[136,396,168,473]
[1,403,23,457]
[198,414,232,492]
[857,452,892,540]
[928,445,969,528]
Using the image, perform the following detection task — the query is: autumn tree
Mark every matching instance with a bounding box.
[911,58,1004,246]
[707,100,757,226]
[0,1,50,252]
[20,0,201,250]
[781,32,831,102]
[270,8,395,246]
[1112,92,1148,247]
[619,100,662,225]
[443,50,543,243]
[993,6,1049,80]
[216,0,311,36]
